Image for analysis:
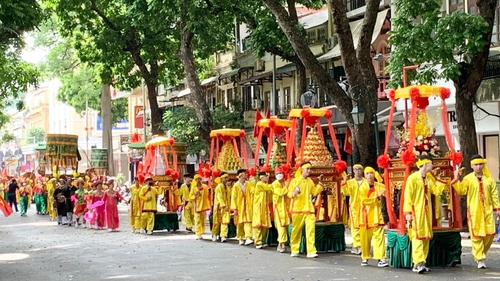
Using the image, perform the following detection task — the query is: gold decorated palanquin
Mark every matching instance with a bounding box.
[45,134,79,176]
[380,84,462,230]
[387,157,461,229]
[144,136,181,212]
[288,107,346,223]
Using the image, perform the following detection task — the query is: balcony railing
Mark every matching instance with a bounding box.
[345,0,366,11]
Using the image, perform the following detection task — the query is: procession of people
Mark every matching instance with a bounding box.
[1,154,499,274]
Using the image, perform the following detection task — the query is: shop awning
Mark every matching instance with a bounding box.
[219,69,240,79]
[317,9,389,63]
[201,76,218,85]
[178,88,191,98]
[277,64,297,74]
[238,71,273,85]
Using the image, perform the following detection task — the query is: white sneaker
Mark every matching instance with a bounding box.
[377,260,389,267]
[306,253,318,258]
[256,244,263,249]
[277,246,286,253]
[147,231,153,235]
[196,235,203,240]
[477,260,486,269]
[239,240,245,245]
[220,237,227,243]
[244,239,254,245]
[212,235,217,242]
[290,252,299,257]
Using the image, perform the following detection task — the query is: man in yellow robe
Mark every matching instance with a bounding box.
[129,177,142,233]
[341,163,365,255]
[452,154,500,269]
[46,178,57,221]
[404,155,446,274]
[231,169,255,246]
[139,175,159,235]
[212,172,230,242]
[190,174,210,240]
[175,173,194,232]
[272,167,290,253]
[252,171,272,249]
[358,167,388,267]
[288,162,324,258]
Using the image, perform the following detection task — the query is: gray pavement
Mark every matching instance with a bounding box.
[1,204,500,281]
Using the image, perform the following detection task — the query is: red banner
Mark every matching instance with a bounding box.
[344,127,353,155]
[135,106,144,129]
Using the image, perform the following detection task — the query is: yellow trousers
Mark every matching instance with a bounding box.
[236,223,253,240]
[47,198,56,219]
[277,225,288,243]
[350,225,361,248]
[360,226,386,260]
[130,215,142,229]
[409,228,429,265]
[211,223,229,237]
[183,202,194,229]
[194,212,205,236]
[141,212,155,231]
[253,227,269,245]
[471,235,494,261]
[290,213,317,255]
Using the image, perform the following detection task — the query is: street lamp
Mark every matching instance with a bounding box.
[350,105,365,125]
[348,86,381,159]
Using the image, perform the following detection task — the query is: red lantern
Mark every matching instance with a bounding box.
[169,138,175,146]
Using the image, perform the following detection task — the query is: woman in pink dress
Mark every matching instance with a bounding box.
[104,180,123,232]
[91,181,106,229]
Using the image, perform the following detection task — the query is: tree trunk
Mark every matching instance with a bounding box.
[101,84,115,176]
[295,62,307,150]
[178,20,213,145]
[263,0,378,166]
[143,81,162,136]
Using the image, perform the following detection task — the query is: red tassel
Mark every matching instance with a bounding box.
[450,151,463,167]
[410,87,420,102]
[377,154,391,169]
[401,150,416,166]
[440,88,451,100]
[334,160,348,174]
[388,89,396,101]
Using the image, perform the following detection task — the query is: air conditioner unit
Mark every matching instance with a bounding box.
[327,36,338,49]
[254,59,265,72]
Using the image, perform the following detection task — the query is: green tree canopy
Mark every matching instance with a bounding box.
[0,0,44,128]
[162,101,244,155]
[34,14,128,124]
[24,126,45,144]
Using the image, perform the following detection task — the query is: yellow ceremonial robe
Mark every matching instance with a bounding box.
[213,183,230,225]
[190,183,210,236]
[46,181,56,219]
[403,172,446,240]
[139,185,159,231]
[230,181,254,224]
[272,179,291,227]
[129,183,142,229]
[452,173,500,237]
[341,178,367,249]
[175,183,194,229]
[452,173,500,261]
[359,182,386,260]
[252,181,272,228]
[287,177,323,255]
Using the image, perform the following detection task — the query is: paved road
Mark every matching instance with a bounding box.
[1,205,499,281]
